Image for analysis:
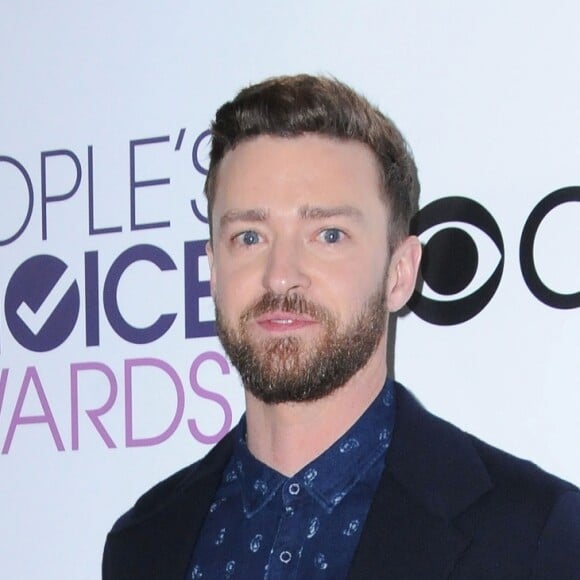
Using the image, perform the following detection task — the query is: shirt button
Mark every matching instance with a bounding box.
[288,482,300,495]
[279,550,292,564]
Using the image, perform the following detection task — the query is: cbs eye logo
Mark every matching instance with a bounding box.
[408,188,579,325]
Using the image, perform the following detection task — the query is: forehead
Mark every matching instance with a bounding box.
[212,134,385,215]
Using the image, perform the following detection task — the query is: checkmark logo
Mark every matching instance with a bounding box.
[5,255,80,352]
[16,268,76,335]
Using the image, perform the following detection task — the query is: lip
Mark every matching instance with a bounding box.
[254,311,317,332]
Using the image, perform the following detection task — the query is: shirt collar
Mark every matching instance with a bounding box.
[231,379,396,517]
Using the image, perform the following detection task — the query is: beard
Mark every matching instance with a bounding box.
[215,279,388,404]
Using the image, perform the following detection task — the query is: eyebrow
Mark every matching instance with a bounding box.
[218,204,364,229]
[298,204,364,221]
[219,208,268,229]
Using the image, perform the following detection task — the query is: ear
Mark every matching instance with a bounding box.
[386,235,422,312]
[206,240,216,299]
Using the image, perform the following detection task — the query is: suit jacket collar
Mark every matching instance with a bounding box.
[104,435,234,579]
[346,383,493,579]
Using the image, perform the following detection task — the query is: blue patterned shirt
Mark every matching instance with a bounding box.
[187,379,396,579]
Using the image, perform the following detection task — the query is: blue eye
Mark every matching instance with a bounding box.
[239,230,260,245]
[320,228,343,243]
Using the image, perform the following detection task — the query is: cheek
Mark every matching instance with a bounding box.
[336,249,387,289]
[314,258,386,317]
[213,263,262,314]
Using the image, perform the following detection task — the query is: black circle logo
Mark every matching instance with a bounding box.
[409,197,505,325]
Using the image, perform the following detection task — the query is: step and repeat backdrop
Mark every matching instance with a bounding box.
[1,2,578,578]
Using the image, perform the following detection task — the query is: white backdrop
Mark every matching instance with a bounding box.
[1,2,578,578]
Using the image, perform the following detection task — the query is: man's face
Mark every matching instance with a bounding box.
[208,135,392,404]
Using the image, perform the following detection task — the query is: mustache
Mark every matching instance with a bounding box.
[241,292,331,322]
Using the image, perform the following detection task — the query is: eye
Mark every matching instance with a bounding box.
[234,230,261,246]
[408,196,505,325]
[319,228,344,244]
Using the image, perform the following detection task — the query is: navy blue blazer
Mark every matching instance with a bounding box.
[103,383,580,579]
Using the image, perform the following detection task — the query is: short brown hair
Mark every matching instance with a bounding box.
[205,74,419,248]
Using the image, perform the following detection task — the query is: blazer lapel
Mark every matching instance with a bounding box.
[104,435,234,579]
[347,384,493,580]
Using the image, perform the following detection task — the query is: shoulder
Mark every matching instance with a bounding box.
[109,432,234,535]
[461,434,580,575]
[394,381,577,502]
[103,435,235,579]
[469,431,578,516]
[391,382,580,573]
[470,433,576,501]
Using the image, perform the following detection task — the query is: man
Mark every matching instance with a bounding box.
[103,75,580,579]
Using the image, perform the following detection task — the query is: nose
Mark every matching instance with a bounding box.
[262,237,311,294]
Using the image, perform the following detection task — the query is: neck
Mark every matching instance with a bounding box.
[244,337,388,476]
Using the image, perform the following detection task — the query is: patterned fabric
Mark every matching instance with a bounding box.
[186,379,396,579]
